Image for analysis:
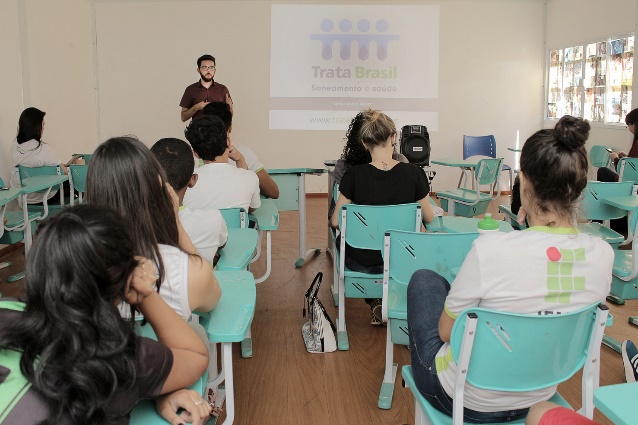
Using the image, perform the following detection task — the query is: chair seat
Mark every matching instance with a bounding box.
[401,365,570,425]
[577,222,624,248]
[437,188,494,204]
[216,228,258,271]
[613,250,633,278]
[4,211,40,229]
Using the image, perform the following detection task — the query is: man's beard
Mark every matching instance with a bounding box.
[200,73,213,83]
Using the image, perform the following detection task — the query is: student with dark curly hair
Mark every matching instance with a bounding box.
[0,205,212,424]
[407,116,613,423]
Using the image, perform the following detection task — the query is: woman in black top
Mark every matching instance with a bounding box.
[330,109,435,324]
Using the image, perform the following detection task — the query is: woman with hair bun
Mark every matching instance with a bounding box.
[407,116,613,423]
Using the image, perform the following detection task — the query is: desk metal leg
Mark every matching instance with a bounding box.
[254,231,271,284]
[222,342,235,424]
[622,211,634,246]
[295,173,320,267]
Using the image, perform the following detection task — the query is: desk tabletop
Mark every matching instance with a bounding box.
[431,158,479,168]
[267,168,326,175]
[21,175,69,193]
[595,382,638,425]
[507,147,522,152]
[600,195,638,211]
[0,187,22,206]
[439,216,514,233]
[202,271,256,343]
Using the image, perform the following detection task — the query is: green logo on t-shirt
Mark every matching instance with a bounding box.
[545,247,586,303]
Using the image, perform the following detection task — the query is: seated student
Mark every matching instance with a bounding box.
[0,205,212,424]
[598,107,638,182]
[328,111,410,221]
[86,136,221,320]
[201,101,280,199]
[151,137,228,264]
[330,109,435,325]
[183,116,261,213]
[407,116,613,423]
[10,107,84,205]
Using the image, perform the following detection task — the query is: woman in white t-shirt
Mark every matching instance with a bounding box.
[86,136,221,320]
[10,107,84,204]
[407,116,613,423]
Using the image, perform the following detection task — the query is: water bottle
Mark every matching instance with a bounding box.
[477,213,499,234]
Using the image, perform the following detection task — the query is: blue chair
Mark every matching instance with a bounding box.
[580,181,632,249]
[68,164,88,205]
[402,303,609,425]
[378,230,479,409]
[335,203,422,350]
[461,135,513,192]
[617,157,638,184]
[437,158,503,217]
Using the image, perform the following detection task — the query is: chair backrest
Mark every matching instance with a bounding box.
[474,158,502,187]
[463,135,496,160]
[68,165,88,193]
[339,203,422,251]
[383,230,478,284]
[617,157,638,183]
[451,303,607,392]
[589,145,612,168]
[18,165,61,182]
[219,207,247,228]
[581,181,633,221]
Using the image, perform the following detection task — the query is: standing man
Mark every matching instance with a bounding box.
[180,54,232,122]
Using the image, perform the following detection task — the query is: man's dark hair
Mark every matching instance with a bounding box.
[197,54,216,68]
[184,116,227,161]
[151,138,195,191]
[201,101,232,130]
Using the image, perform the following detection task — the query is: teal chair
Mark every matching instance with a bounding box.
[378,230,479,410]
[216,207,258,272]
[617,157,638,184]
[336,203,422,351]
[437,158,503,217]
[611,204,638,300]
[248,198,279,283]
[130,271,256,425]
[594,382,638,425]
[461,135,513,192]
[580,181,632,249]
[18,165,69,213]
[68,164,88,205]
[402,303,609,425]
[589,145,613,169]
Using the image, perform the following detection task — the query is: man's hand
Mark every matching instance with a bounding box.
[196,100,209,111]
[155,389,213,425]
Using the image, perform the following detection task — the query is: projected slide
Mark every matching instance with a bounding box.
[270,4,439,131]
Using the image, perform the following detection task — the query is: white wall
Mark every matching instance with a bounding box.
[545,0,638,166]
[2,0,546,193]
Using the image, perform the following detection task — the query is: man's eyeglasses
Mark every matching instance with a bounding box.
[200,66,216,71]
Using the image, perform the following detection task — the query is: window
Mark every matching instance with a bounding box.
[547,35,634,124]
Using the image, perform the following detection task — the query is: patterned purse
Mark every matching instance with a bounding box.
[302,272,337,353]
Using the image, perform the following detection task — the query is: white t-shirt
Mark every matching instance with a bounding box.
[184,162,261,211]
[179,206,228,263]
[227,144,264,172]
[10,139,62,204]
[435,227,613,412]
[119,244,191,321]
